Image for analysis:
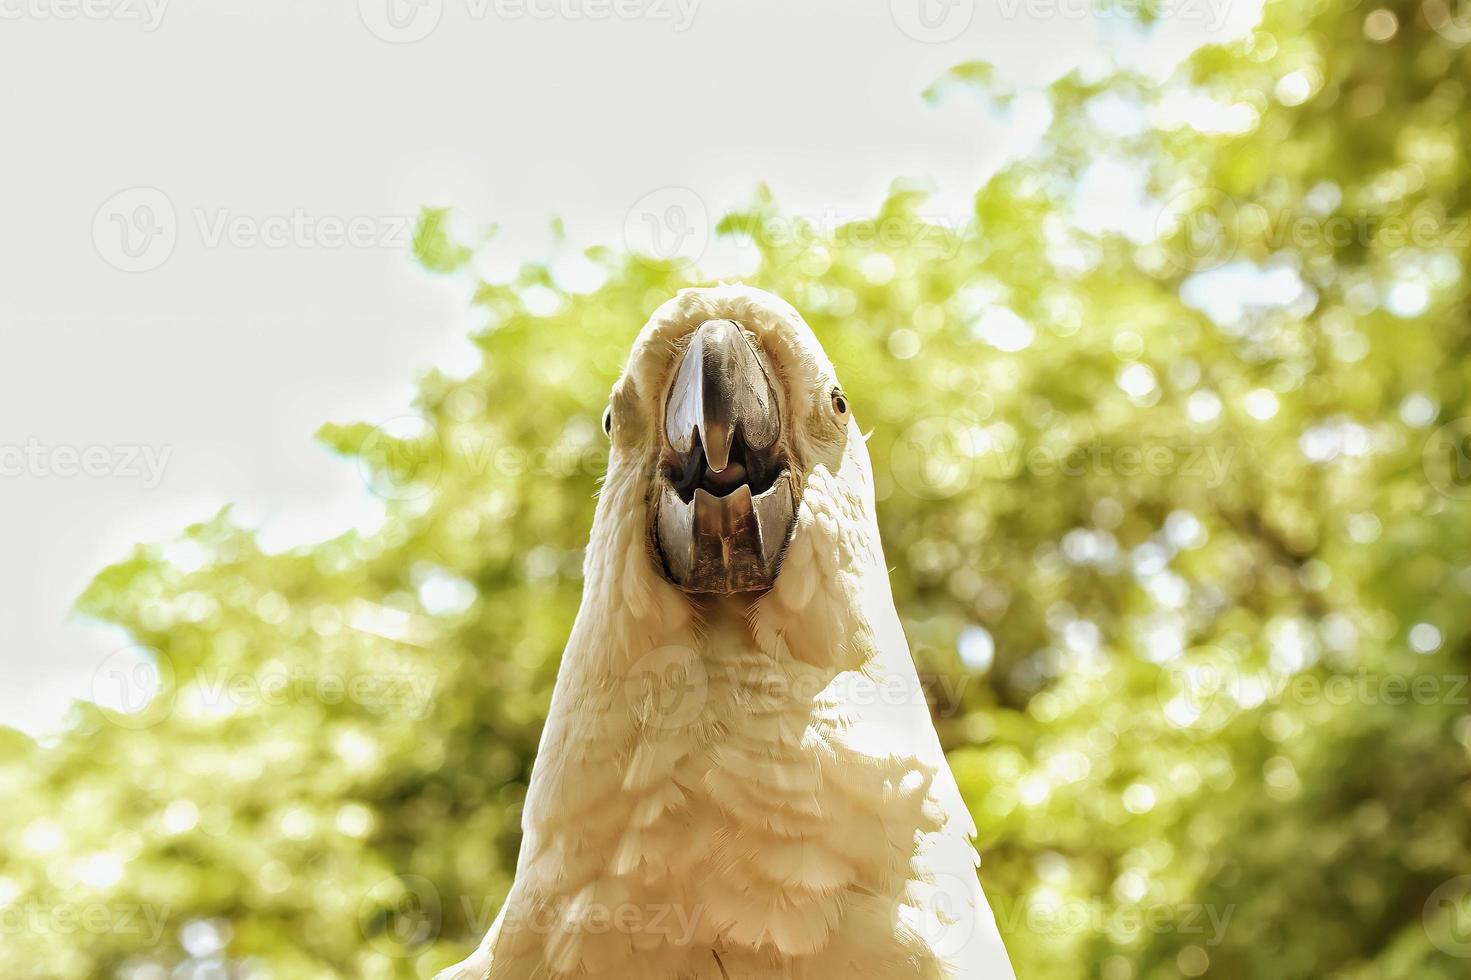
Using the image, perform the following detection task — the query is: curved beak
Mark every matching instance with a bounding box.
[663,319,780,475]
[653,320,797,594]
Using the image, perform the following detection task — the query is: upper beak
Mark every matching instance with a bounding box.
[663,319,780,477]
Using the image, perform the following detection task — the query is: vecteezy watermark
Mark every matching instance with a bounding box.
[624,645,709,731]
[356,416,445,502]
[183,666,438,719]
[1422,417,1471,501]
[1423,0,1471,45]
[92,187,177,272]
[90,645,438,729]
[992,897,1234,946]
[723,209,974,270]
[0,902,172,944]
[92,186,413,272]
[359,875,442,957]
[357,877,707,958]
[1158,659,1471,729]
[889,418,1236,500]
[896,872,982,961]
[996,0,1232,32]
[497,896,705,946]
[623,187,711,270]
[622,646,980,732]
[0,439,172,488]
[889,0,974,43]
[1424,875,1471,958]
[622,186,976,273]
[357,0,699,43]
[192,208,411,251]
[1154,186,1471,274]
[0,0,168,30]
[354,413,608,501]
[91,646,175,730]
[357,0,441,42]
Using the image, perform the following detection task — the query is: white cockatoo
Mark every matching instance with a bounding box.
[438,285,1015,980]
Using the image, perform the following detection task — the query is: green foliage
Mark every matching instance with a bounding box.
[413,207,475,274]
[4,2,1470,977]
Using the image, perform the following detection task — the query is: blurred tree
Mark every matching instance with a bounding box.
[2,0,1468,977]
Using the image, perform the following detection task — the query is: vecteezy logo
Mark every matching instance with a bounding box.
[1424,875,1471,957]
[358,0,443,43]
[889,0,973,43]
[92,187,177,272]
[903,871,980,961]
[623,187,709,270]
[889,416,981,500]
[90,645,175,729]
[624,645,708,731]
[358,874,443,956]
[356,415,444,501]
[1156,655,1241,729]
[1422,417,1471,501]
[1424,0,1471,45]
[1154,186,1240,274]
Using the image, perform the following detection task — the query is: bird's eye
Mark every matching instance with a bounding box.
[831,389,849,417]
[601,405,614,438]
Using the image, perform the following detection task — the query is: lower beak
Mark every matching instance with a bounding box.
[652,320,797,594]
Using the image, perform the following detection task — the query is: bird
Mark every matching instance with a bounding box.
[436,284,1016,980]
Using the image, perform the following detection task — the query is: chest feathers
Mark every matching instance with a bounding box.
[477,467,1008,980]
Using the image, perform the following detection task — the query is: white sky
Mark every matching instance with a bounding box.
[0,0,1261,736]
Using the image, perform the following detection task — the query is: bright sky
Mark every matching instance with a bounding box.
[0,0,1262,736]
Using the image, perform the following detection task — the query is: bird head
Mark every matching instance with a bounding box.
[598,285,864,596]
